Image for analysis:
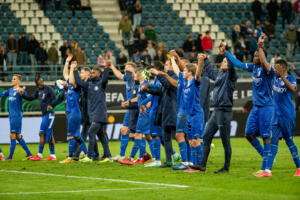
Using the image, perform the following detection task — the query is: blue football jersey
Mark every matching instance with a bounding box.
[137,80,150,109]
[123,72,134,101]
[0,88,23,118]
[148,77,161,113]
[66,85,81,113]
[179,72,203,115]
[272,74,296,121]
[177,72,187,113]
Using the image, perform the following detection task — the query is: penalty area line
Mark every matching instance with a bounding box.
[0,170,189,188]
[0,187,169,196]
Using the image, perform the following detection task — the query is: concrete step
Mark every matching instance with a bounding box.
[97,21,119,26]
[92,7,120,12]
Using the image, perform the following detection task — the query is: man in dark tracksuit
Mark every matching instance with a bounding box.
[191,54,237,173]
[199,72,211,124]
[74,65,112,162]
[143,60,178,167]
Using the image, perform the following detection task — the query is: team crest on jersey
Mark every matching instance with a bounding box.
[257,69,261,77]
[13,92,16,96]
[94,86,99,91]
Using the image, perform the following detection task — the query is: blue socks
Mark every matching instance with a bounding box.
[0,147,2,153]
[152,138,161,161]
[266,138,278,170]
[179,141,188,163]
[38,144,45,154]
[137,138,146,159]
[68,138,76,158]
[148,139,155,158]
[261,142,271,170]
[250,138,264,157]
[191,147,197,165]
[129,138,139,159]
[18,137,32,156]
[286,137,300,168]
[120,134,129,157]
[197,142,203,164]
[49,144,55,155]
[8,139,16,159]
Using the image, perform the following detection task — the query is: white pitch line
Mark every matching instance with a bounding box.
[0,170,189,188]
[0,187,168,196]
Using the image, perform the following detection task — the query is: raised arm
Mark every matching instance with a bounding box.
[257,34,271,72]
[149,68,178,89]
[170,56,180,77]
[74,70,89,89]
[63,55,73,81]
[110,64,124,80]
[225,51,252,72]
[169,50,184,72]
[141,82,162,96]
[69,61,77,88]
[22,90,38,101]
[101,65,111,89]
[204,58,218,81]
[196,54,205,81]
[160,71,178,88]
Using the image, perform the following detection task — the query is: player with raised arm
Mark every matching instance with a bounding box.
[19,75,57,161]
[110,62,138,161]
[0,74,32,160]
[60,61,88,163]
[254,37,300,177]
[225,35,274,175]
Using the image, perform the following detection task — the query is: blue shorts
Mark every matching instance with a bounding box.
[272,114,295,139]
[9,116,22,134]
[39,113,55,142]
[67,112,81,138]
[122,110,130,127]
[186,113,204,140]
[176,112,186,133]
[245,105,274,138]
[149,112,162,137]
[136,112,150,135]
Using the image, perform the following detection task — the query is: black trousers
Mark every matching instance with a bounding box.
[200,109,232,170]
[163,126,176,163]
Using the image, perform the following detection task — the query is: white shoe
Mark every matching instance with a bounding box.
[112,155,124,161]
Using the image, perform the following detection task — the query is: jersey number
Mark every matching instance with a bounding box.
[49,114,55,129]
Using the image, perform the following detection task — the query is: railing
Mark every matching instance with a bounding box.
[1,62,300,82]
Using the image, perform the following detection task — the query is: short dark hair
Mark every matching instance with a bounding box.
[275,59,288,69]
[154,61,163,71]
[93,67,102,75]
[82,67,91,73]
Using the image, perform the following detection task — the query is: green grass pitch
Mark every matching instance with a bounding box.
[0,137,300,200]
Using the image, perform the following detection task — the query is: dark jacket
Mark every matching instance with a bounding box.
[199,73,210,123]
[80,80,90,124]
[28,39,39,54]
[141,54,152,64]
[35,47,48,64]
[194,38,203,52]
[148,70,178,127]
[204,58,237,111]
[23,85,56,116]
[251,0,262,14]
[128,80,139,131]
[74,68,110,123]
[18,37,28,52]
[59,45,68,59]
[182,40,194,52]
[6,39,18,52]
[215,54,225,64]
[281,1,292,17]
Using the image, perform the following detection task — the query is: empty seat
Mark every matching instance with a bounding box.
[16,26,25,33]
[76,26,84,33]
[21,18,30,25]
[42,33,50,40]
[41,18,50,25]
[81,18,88,24]
[194,18,202,25]
[192,25,200,32]
[31,3,39,10]
[185,18,193,25]
[25,10,34,18]
[56,25,64,32]
[82,32,90,40]
[16,11,24,18]
[96,26,103,33]
[98,41,106,48]
[92,33,99,40]
[179,11,187,18]
[182,4,189,10]
[67,25,74,32]
[11,19,19,25]
[36,25,45,33]
[20,3,29,10]
[94,48,101,56]
[90,18,98,25]
[46,25,55,33]
[61,18,69,25]
[26,25,35,33]
[52,33,61,40]
[36,10,44,18]
[84,10,92,18]
[172,3,180,10]
[71,18,79,25]
[10,3,19,11]
[189,11,196,18]
[72,33,80,40]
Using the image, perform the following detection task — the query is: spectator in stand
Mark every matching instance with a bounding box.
[40,0,48,12]
[0,46,6,81]
[133,49,141,63]
[294,0,300,25]
[70,40,77,55]
[202,31,213,55]
[54,0,61,10]
[267,0,279,25]
[154,49,166,63]
[270,52,282,66]
[133,0,142,31]
[182,35,194,52]
[47,43,59,65]
[140,49,152,64]
[18,32,28,65]
[65,48,74,65]
[118,15,133,47]
[194,33,203,53]
[285,24,297,59]
[263,19,275,40]
[35,42,48,70]
[59,40,69,64]
[116,52,127,66]
[245,20,254,37]
[74,45,85,65]
[119,0,126,11]
[126,0,135,19]
[176,47,184,57]
[234,35,246,61]
[251,0,262,24]
[6,33,18,66]
[136,34,147,52]
[145,23,156,42]
[281,0,293,29]
[133,25,143,40]
[81,0,91,10]
[105,51,116,66]
[127,40,135,61]
[146,42,156,60]
[28,34,39,65]
[68,0,81,15]
[215,43,226,63]
[232,24,241,44]
[188,52,197,63]
[249,32,258,60]
[255,20,263,40]
[97,51,106,66]
[156,42,166,52]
